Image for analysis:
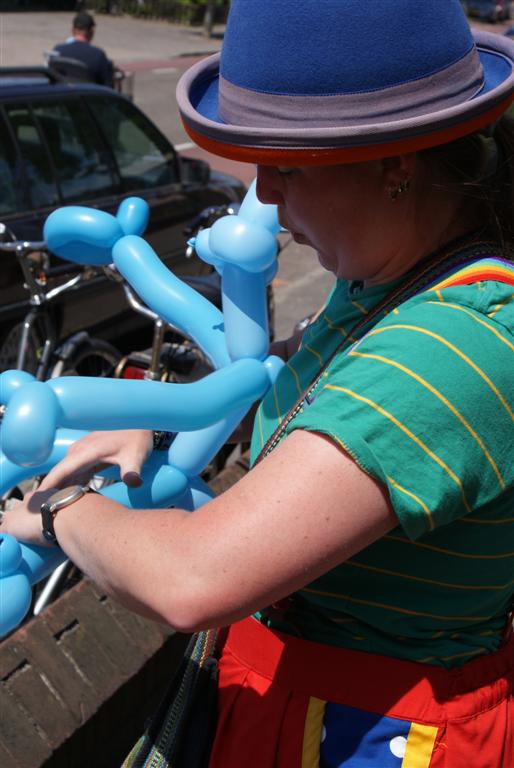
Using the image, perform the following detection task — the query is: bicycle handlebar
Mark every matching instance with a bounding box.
[0,240,47,254]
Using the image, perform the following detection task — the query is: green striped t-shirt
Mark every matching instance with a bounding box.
[251,273,514,668]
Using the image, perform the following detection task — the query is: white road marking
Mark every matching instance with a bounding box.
[152,67,178,75]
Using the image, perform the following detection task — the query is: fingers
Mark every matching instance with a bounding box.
[119,433,153,487]
[39,457,101,491]
[39,430,153,491]
[1,487,57,546]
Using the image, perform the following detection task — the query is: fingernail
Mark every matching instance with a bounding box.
[124,472,143,488]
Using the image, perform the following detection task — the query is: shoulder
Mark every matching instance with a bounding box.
[90,43,110,61]
[359,281,514,364]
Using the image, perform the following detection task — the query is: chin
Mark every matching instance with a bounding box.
[316,252,336,274]
[292,232,310,246]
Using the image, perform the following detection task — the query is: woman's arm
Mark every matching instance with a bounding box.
[3,428,397,632]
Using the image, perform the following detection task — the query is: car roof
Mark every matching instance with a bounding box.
[0,67,118,99]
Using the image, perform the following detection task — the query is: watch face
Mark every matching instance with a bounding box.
[48,485,86,507]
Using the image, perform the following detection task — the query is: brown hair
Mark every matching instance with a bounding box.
[420,107,514,257]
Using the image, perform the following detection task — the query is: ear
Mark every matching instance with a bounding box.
[381,153,417,190]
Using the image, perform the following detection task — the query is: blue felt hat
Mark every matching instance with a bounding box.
[176,0,514,165]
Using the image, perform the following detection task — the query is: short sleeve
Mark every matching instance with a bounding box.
[288,287,514,539]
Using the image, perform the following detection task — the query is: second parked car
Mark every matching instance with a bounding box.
[463,1,511,22]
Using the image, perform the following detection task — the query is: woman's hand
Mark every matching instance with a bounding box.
[38,429,153,492]
[1,487,57,546]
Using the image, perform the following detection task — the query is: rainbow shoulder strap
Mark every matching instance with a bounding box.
[428,256,514,291]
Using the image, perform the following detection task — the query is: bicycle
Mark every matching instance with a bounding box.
[0,223,122,380]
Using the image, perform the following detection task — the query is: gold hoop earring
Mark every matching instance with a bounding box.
[388,180,410,201]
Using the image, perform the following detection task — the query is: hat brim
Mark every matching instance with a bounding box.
[177,31,514,165]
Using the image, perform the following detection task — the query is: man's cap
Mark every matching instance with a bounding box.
[73,12,96,31]
[177,0,514,166]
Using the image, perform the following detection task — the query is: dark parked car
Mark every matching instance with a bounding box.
[0,67,246,364]
[463,0,511,21]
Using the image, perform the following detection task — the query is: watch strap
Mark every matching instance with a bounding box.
[41,484,93,545]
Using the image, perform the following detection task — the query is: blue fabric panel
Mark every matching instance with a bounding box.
[220,0,474,95]
[320,702,412,767]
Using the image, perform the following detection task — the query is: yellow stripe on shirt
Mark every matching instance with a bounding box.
[325,384,472,515]
[350,349,505,490]
[366,324,514,421]
[424,301,514,353]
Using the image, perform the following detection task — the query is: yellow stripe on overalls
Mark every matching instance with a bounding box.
[302,696,326,767]
[402,722,439,767]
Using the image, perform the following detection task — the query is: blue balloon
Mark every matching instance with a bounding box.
[0,369,36,406]
[44,207,124,266]
[0,180,284,636]
[2,380,62,467]
[0,532,22,576]
[116,197,150,236]
[112,235,230,368]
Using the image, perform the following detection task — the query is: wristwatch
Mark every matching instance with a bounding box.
[41,485,94,545]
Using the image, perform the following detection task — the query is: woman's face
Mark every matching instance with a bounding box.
[256,162,406,283]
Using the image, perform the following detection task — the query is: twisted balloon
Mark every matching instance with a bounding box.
[0,180,282,636]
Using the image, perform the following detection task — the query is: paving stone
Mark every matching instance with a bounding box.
[89,584,168,657]
[3,656,75,748]
[0,686,52,768]
[13,620,97,724]
[47,584,147,679]
[0,739,20,768]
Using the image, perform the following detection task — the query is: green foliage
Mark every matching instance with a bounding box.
[84,0,229,26]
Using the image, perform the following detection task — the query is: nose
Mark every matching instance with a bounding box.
[256,166,285,206]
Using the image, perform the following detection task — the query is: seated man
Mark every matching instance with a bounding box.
[53,12,114,87]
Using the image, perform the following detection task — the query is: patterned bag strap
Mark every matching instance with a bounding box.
[123,628,219,768]
[254,240,511,465]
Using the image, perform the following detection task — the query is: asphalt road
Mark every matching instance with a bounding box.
[1,10,509,338]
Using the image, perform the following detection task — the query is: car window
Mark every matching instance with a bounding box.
[0,112,26,216]
[4,104,59,209]
[87,96,177,191]
[32,100,117,202]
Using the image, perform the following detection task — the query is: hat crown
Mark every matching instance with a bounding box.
[221,0,476,96]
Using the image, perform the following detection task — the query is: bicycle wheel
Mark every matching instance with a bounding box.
[50,338,121,378]
[0,321,41,375]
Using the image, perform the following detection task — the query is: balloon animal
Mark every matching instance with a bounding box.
[0,180,283,636]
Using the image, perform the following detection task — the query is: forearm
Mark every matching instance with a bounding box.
[53,493,195,627]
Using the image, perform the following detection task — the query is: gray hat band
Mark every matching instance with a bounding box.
[219,46,484,128]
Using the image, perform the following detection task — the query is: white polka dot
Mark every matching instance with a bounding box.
[321,725,327,743]
[389,736,407,758]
